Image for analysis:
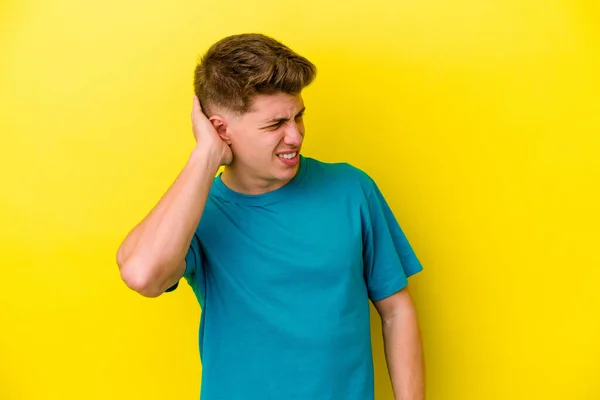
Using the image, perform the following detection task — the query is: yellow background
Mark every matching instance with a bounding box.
[1,0,599,399]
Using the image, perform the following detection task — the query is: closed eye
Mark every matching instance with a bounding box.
[262,108,305,130]
[267,121,285,130]
[270,114,303,129]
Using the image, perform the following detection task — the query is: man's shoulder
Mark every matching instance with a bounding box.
[304,156,376,192]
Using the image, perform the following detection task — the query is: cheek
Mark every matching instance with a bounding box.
[262,131,285,150]
[297,120,306,136]
[232,132,281,158]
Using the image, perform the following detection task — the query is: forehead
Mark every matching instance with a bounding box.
[246,92,304,120]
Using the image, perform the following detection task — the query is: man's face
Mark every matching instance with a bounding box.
[224,92,305,188]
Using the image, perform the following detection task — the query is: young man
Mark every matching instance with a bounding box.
[117,33,424,400]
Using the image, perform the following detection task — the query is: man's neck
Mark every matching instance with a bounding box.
[220,165,292,195]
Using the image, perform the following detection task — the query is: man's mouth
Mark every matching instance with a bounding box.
[277,152,297,160]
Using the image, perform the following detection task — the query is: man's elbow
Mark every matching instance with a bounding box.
[118,258,164,298]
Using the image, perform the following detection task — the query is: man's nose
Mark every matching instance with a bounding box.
[283,122,303,146]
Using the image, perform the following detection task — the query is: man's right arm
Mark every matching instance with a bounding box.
[116,96,231,298]
[116,148,220,297]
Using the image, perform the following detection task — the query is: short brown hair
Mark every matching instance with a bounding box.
[194,33,317,115]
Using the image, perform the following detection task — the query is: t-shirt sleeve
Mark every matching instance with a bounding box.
[164,232,205,301]
[362,179,423,301]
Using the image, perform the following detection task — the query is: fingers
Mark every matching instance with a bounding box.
[192,95,210,123]
[192,95,200,121]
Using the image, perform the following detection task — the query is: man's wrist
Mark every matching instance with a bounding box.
[189,146,222,173]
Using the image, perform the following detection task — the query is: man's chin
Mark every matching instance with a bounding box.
[273,163,299,182]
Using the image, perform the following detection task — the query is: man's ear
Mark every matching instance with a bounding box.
[208,115,232,145]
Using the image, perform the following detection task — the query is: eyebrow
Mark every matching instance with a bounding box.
[262,107,306,126]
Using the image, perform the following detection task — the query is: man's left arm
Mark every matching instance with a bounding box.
[373,287,425,400]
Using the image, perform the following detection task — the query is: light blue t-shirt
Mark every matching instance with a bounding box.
[168,155,423,400]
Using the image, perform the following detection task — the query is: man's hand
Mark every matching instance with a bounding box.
[192,95,233,166]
